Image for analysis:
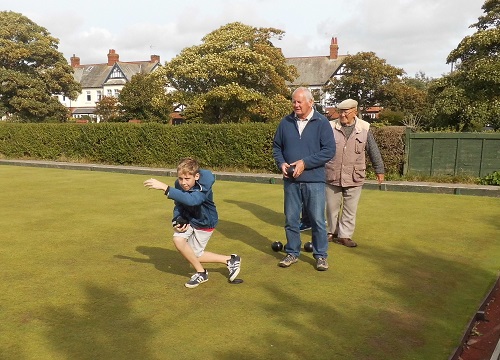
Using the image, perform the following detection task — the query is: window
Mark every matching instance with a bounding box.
[114,89,120,97]
[107,89,112,96]
[86,91,91,101]
[97,91,102,101]
[110,67,124,79]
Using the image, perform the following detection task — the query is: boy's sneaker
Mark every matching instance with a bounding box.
[279,254,298,267]
[227,254,241,282]
[185,270,208,288]
[316,257,329,271]
[299,223,311,231]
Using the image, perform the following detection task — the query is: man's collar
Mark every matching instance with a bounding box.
[295,108,314,121]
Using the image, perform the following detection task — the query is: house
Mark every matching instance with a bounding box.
[363,106,383,120]
[285,37,345,111]
[59,49,161,121]
[286,37,382,120]
[62,39,380,122]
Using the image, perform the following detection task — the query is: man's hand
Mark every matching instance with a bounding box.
[282,160,305,178]
[281,163,291,178]
[376,173,385,184]
[143,178,168,191]
[290,160,305,177]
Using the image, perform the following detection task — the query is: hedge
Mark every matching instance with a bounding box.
[0,123,406,174]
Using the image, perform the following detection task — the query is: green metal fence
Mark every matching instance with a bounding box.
[404,128,500,177]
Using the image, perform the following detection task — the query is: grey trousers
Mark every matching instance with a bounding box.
[325,184,363,239]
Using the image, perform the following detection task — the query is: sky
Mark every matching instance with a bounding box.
[1,0,486,78]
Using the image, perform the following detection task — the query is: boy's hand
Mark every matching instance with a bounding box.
[174,224,189,233]
[172,216,189,232]
[143,178,168,191]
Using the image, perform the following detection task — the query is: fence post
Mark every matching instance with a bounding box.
[403,127,411,176]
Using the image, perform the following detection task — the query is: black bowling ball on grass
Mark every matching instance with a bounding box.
[271,241,284,252]
[303,241,313,252]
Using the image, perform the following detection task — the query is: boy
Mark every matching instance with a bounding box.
[143,157,241,288]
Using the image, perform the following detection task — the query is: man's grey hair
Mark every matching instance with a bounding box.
[292,86,314,102]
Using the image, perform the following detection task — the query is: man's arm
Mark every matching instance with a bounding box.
[366,131,385,183]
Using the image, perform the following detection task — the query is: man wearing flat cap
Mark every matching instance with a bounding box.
[325,98,384,248]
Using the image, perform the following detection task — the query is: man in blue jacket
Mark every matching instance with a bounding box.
[272,87,335,271]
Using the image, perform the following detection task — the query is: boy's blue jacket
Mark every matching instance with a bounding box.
[166,169,218,229]
[272,110,335,182]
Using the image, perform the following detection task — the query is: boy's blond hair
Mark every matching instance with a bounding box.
[177,157,200,176]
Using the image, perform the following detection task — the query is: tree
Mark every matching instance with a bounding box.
[403,71,432,91]
[378,81,429,127]
[323,52,404,114]
[118,73,172,123]
[428,0,500,130]
[156,22,297,123]
[94,96,120,122]
[0,11,81,122]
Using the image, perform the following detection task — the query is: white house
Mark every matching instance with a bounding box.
[286,37,346,110]
[60,38,379,122]
[58,49,161,120]
[286,37,382,119]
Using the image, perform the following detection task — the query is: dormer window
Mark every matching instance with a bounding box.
[109,67,124,79]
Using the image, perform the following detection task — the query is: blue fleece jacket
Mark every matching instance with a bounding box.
[166,169,218,229]
[272,110,335,183]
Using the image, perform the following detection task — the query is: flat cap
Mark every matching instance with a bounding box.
[337,99,358,110]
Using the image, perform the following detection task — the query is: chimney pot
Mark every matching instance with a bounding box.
[330,37,339,60]
[150,54,160,63]
[107,49,119,65]
[70,54,80,67]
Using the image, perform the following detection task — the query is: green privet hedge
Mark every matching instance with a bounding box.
[370,126,406,175]
[0,123,406,174]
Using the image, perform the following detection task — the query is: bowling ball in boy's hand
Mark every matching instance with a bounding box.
[172,216,188,227]
[286,165,296,177]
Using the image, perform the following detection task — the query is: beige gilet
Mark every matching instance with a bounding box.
[325,117,370,187]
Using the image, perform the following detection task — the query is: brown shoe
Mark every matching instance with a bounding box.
[327,233,338,242]
[333,237,357,247]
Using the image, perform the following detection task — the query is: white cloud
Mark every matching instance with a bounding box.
[0,0,486,77]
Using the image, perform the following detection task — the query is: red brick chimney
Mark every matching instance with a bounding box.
[330,37,339,60]
[70,54,80,67]
[150,54,160,63]
[107,49,119,65]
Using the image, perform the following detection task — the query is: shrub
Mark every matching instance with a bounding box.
[479,171,500,186]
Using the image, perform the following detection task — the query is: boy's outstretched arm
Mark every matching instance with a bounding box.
[143,178,169,192]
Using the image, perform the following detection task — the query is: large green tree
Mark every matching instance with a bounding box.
[156,22,297,123]
[0,11,81,122]
[323,52,405,114]
[118,73,172,123]
[428,0,500,130]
